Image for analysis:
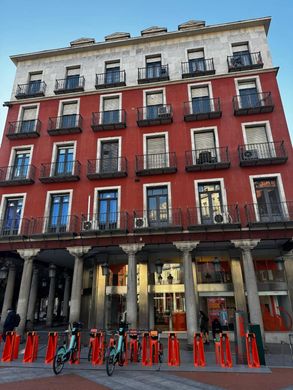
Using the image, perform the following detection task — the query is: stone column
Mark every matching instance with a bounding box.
[284,250,293,316]
[95,264,107,329]
[62,273,71,321]
[232,240,264,337]
[139,262,149,329]
[27,267,39,323]
[120,244,144,328]
[16,249,40,335]
[67,246,91,324]
[46,264,56,327]
[230,258,246,312]
[0,263,16,330]
[174,241,199,345]
[148,270,155,329]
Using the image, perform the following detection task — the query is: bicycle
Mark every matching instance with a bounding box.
[53,322,82,375]
[105,319,129,376]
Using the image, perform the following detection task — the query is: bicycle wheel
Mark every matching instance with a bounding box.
[88,344,92,362]
[53,346,66,375]
[118,349,126,366]
[106,347,116,376]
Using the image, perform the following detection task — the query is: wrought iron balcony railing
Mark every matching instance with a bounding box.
[87,157,128,179]
[0,165,36,186]
[133,208,182,231]
[184,98,221,121]
[48,114,83,135]
[233,92,274,115]
[0,218,30,238]
[185,147,230,171]
[91,110,127,131]
[54,76,85,93]
[39,161,81,183]
[244,202,293,227]
[181,59,215,78]
[95,70,126,88]
[7,119,41,139]
[137,104,173,127]
[138,65,169,83]
[187,205,241,229]
[81,212,129,233]
[15,81,46,99]
[30,215,79,236]
[227,51,263,72]
[238,141,287,166]
[135,152,177,176]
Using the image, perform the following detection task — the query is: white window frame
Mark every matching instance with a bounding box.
[190,126,220,164]
[97,136,122,172]
[143,87,166,119]
[188,81,214,112]
[17,103,40,132]
[234,75,262,96]
[93,185,121,229]
[143,182,172,227]
[194,178,228,224]
[143,131,169,169]
[43,189,73,233]
[7,145,34,180]
[50,141,77,176]
[249,173,288,221]
[57,98,80,117]
[99,92,122,124]
[0,192,27,235]
[241,120,274,145]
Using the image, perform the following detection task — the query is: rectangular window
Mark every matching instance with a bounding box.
[194,131,217,164]
[105,62,120,84]
[102,97,120,124]
[146,91,163,119]
[54,146,74,176]
[188,49,205,72]
[146,55,162,78]
[245,125,271,158]
[238,80,259,108]
[97,190,118,229]
[1,197,23,235]
[232,42,251,66]
[61,102,78,128]
[146,136,167,168]
[48,193,70,233]
[198,182,223,224]
[100,141,119,173]
[28,72,42,95]
[253,179,283,222]
[147,186,168,226]
[191,86,210,114]
[66,67,80,89]
[11,150,31,179]
[20,106,37,133]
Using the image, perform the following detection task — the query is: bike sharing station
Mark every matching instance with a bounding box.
[0,311,276,376]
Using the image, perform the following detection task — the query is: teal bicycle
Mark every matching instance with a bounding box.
[105,318,129,376]
[53,322,82,375]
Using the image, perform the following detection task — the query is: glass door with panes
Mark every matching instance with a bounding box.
[2,198,23,235]
[55,146,74,176]
[98,191,118,230]
[48,194,69,233]
[194,131,217,164]
[105,65,120,84]
[238,81,259,108]
[146,136,166,169]
[103,97,119,124]
[20,107,36,133]
[146,60,161,79]
[232,44,252,67]
[61,102,77,128]
[188,50,206,73]
[147,187,169,227]
[146,92,163,119]
[254,179,283,222]
[28,73,42,95]
[100,141,118,173]
[191,87,211,114]
[65,68,80,89]
[198,183,223,224]
[12,151,30,180]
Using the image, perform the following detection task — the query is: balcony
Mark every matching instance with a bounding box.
[6,120,41,140]
[183,98,221,121]
[227,51,263,72]
[47,114,83,135]
[233,92,274,116]
[136,152,177,176]
[30,215,79,237]
[15,82,46,99]
[133,208,182,232]
[0,165,36,186]
[0,218,30,239]
[95,71,126,89]
[138,65,169,84]
[39,161,81,183]
[187,205,241,230]
[137,104,173,127]
[181,59,215,78]
[54,76,85,94]
[238,141,287,166]
[245,202,293,229]
[81,212,128,235]
[91,110,126,131]
[87,157,128,179]
[185,147,230,171]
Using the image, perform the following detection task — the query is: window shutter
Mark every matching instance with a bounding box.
[22,107,37,120]
[67,67,80,76]
[146,92,163,105]
[238,81,257,90]
[103,97,119,111]
[30,73,42,81]
[147,136,166,154]
[191,86,209,98]
[62,102,77,115]
[102,141,119,157]
[188,50,204,60]
[146,56,161,64]
[245,126,268,144]
[194,131,215,150]
[106,62,120,69]
[232,43,249,53]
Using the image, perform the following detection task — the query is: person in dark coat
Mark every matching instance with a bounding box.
[2,308,19,342]
[212,317,222,340]
[199,310,209,344]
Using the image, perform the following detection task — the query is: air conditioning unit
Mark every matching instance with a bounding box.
[213,213,224,224]
[134,217,147,228]
[243,149,258,160]
[82,220,92,231]
[158,106,170,118]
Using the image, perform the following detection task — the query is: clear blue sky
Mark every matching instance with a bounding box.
[0,0,292,144]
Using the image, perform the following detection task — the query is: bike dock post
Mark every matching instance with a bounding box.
[69,331,81,365]
[246,333,260,368]
[141,331,152,366]
[45,332,58,364]
[129,330,139,363]
[219,333,233,368]
[92,331,105,366]
[150,330,159,364]
[124,332,128,366]
[1,331,20,362]
[193,332,205,367]
[168,332,180,366]
[23,331,39,363]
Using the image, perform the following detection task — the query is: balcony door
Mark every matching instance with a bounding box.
[146,57,162,79]
[100,141,119,173]
[55,146,74,176]
[147,186,169,227]
[194,131,217,164]
[232,43,252,67]
[65,68,80,89]
[105,65,120,84]
[188,50,205,73]
[20,107,37,133]
[146,136,166,169]
[198,182,223,224]
[61,102,77,128]
[238,81,259,108]
[12,151,30,180]
[103,97,120,124]
[48,194,69,233]
[146,91,163,119]
[2,197,23,235]
[191,86,211,114]
[98,190,118,230]
[245,125,271,158]
[254,179,283,222]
